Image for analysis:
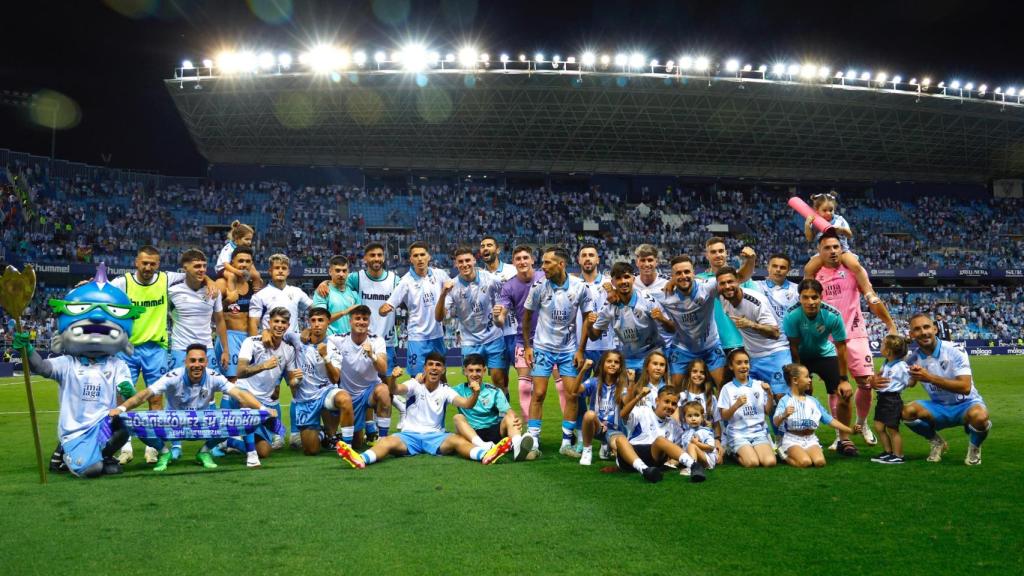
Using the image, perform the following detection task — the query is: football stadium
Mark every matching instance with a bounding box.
[1,2,1022,574]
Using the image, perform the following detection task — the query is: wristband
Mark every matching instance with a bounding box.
[116,405,128,414]
[839,375,849,381]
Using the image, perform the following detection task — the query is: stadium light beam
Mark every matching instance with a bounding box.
[278,53,292,69]
[258,52,275,70]
[458,47,478,68]
[402,43,430,72]
[581,52,596,67]
[680,56,693,71]
[182,59,194,70]
[860,71,871,81]
[772,63,786,77]
[694,56,710,72]
[201,58,213,69]
[725,59,740,73]
[628,52,644,69]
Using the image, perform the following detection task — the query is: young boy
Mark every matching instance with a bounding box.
[869,334,911,464]
[613,386,692,483]
[451,354,535,462]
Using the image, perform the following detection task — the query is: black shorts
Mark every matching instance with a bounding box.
[475,424,503,444]
[873,392,904,429]
[803,356,842,394]
[616,443,656,472]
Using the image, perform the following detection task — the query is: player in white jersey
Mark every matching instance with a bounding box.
[436,246,506,392]
[280,308,356,456]
[574,244,615,382]
[613,386,689,483]
[326,305,392,447]
[335,353,507,468]
[754,253,800,325]
[903,314,990,466]
[715,266,792,397]
[587,261,673,373]
[633,244,673,349]
[234,307,301,462]
[479,235,518,382]
[169,249,228,372]
[380,241,450,378]
[248,253,312,335]
[117,344,270,470]
[522,246,595,457]
[659,255,726,388]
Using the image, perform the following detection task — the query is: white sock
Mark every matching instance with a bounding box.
[471,436,486,448]
[680,453,695,468]
[632,458,648,473]
[582,446,593,455]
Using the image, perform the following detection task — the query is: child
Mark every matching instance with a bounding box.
[677,400,716,482]
[216,220,262,284]
[801,192,879,304]
[612,386,687,484]
[629,350,670,409]
[579,350,630,466]
[868,334,910,464]
[674,358,723,458]
[773,363,854,468]
[717,349,776,468]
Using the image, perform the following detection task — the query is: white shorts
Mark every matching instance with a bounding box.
[726,430,771,454]
[699,450,718,469]
[778,432,822,459]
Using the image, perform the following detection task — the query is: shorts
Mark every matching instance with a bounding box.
[873,391,904,429]
[726,429,772,454]
[293,387,344,430]
[343,385,379,432]
[118,342,169,388]
[750,349,793,396]
[913,399,986,431]
[668,343,726,375]
[386,346,398,373]
[531,348,579,378]
[498,335,517,371]
[170,346,222,375]
[624,353,653,372]
[845,337,873,378]
[778,432,822,457]
[462,338,507,370]
[214,329,248,378]
[396,431,451,456]
[616,443,657,471]
[406,338,446,378]
[802,355,842,394]
[701,451,719,469]
[223,396,276,442]
[595,425,624,444]
[475,423,503,444]
[62,418,113,477]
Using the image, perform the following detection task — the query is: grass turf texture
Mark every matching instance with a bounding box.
[0,358,1021,575]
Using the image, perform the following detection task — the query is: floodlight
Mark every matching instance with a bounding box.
[921,77,931,86]
[680,56,693,70]
[238,51,258,72]
[446,53,456,63]
[278,53,292,68]
[757,64,767,73]
[182,59,194,70]
[875,72,887,83]
[835,71,844,78]
[994,87,1002,94]
[950,80,960,89]
[500,53,509,63]
[216,51,238,73]
[1007,87,1017,96]
[353,51,367,66]
[772,63,786,76]
[818,66,830,79]
[800,64,815,79]
[859,71,870,81]
[846,69,857,79]
[725,59,739,72]
[892,75,901,84]
[742,64,752,72]
[259,52,275,70]
[600,54,611,66]
[459,47,478,68]
[649,59,659,67]
[909,78,917,85]
[535,52,545,62]
[566,56,576,64]
[374,51,386,63]
[519,53,527,62]
[582,52,596,66]
[937,81,945,88]
[614,53,627,67]
[480,53,490,63]
[202,58,213,68]
[694,56,709,71]
[963,82,973,90]
[402,43,430,72]
[978,84,987,93]
[787,63,800,76]
[665,60,675,72]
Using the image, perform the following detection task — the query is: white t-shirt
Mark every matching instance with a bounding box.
[235,336,297,405]
[248,283,312,333]
[877,359,911,393]
[50,356,131,442]
[387,267,450,342]
[401,380,459,434]
[908,340,983,405]
[592,290,663,360]
[148,367,235,410]
[719,289,788,358]
[623,404,683,445]
[773,394,832,433]
[215,241,236,274]
[634,273,674,348]
[716,379,770,435]
[348,270,400,347]
[754,279,800,325]
[327,333,386,395]
[523,275,595,353]
[169,280,223,350]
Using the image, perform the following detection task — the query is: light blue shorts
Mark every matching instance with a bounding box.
[531,348,579,378]
[750,349,793,396]
[214,330,248,378]
[396,431,451,456]
[294,387,343,430]
[623,354,648,372]
[916,399,986,430]
[62,418,113,477]
[499,335,517,371]
[668,343,725,375]
[406,338,446,377]
[118,342,169,388]
[726,429,772,453]
[462,338,507,370]
[345,385,378,431]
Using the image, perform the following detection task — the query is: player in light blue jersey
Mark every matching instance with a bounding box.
[754,254,800,325]
[587,262,673,374]
[479,235,517,393]
[380,241,449,379]
[117,344,271,470]
[574,244,615,382]
[903,314,990,466]
[659,255,726,388]
[436,246,506,392]
[522,246,595,458]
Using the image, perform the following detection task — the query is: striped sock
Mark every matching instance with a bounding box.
[341,426,354,445]
[470,447,486,461]
[561,420,576,447]
[968,422,991,447]
[905,418,936,440]
[527,419,542,443]
[377,417,391,437]
[361,450,377,465]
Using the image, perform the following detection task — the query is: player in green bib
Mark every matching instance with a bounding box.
[452,354,534,462]
[312,256,362,336]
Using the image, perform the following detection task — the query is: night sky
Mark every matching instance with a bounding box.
[1,0,1018,176]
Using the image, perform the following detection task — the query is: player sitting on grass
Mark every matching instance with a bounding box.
[612,386,690,484]
[451,354,534,463]
[117,344,272,471]
[676,400,716,481]
[772,363,853,468]
[579,350,629,466]
[717,349,776,468]
[335,352,510,468]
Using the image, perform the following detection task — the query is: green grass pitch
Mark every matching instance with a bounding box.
[0,357,1021,575]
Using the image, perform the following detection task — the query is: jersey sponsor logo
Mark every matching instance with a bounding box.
[361,292,388,302]
[133,294,166,308]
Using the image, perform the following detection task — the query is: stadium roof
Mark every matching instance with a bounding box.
[165,70,1024,183]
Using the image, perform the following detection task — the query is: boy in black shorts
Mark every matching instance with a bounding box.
[868,334,910,464]
[453,354,535,462]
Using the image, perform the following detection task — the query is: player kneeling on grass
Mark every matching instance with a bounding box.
[717,349,776,468]
[772,363,853,468]
[452,354,534,463]
[613,386,699,483]
[336,352,510,468]
[117,344,274,471]
[677,401,717,479]
[579,350,629,466]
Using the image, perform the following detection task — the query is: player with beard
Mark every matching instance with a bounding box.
[479,236,517,394]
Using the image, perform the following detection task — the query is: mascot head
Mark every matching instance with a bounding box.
[49,263,143,358]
